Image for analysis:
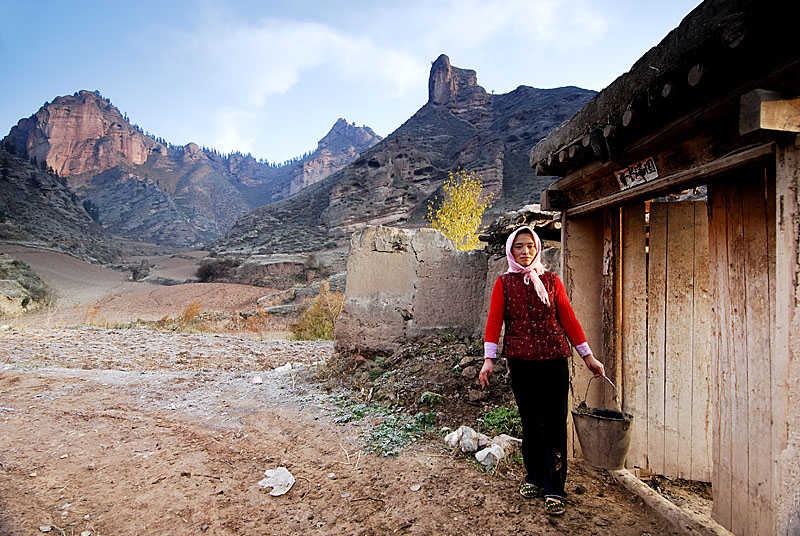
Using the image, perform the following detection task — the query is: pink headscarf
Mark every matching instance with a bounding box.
[505,226,550,306]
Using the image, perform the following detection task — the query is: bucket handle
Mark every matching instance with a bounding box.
[583,375,621,412]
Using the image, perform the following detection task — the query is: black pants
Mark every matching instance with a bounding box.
[508,357,569,498]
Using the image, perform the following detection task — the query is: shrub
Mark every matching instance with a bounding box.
[177,300,203,324]
[289,282,344,340]
[196,258,240,282]
[426,169,494,251]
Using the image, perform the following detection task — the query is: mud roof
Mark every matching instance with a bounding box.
[529,0,798,179]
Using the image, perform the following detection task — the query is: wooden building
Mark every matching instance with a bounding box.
[529,1,799,534]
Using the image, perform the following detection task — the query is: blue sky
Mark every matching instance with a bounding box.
[1,0,702,163]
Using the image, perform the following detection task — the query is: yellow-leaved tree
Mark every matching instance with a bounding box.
[426,169,494,251]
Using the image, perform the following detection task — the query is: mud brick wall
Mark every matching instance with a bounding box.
[335,225,562,354]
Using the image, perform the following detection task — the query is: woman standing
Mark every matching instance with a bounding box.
[479,226,604,516]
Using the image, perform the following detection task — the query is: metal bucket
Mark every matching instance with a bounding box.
[571,376,633,470]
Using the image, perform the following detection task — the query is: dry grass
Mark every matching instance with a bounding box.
[289,282,344,340]
[177,300,203,325]
[83,303,103,325]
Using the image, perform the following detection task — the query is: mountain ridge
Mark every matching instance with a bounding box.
[211,54,595,255]
[3,92,381,247]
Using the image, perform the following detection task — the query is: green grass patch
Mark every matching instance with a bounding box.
[365,412,437,457]
[480,405,522,437]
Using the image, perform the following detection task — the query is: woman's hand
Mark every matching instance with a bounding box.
[582,354,605,377]
[479,358,494,388]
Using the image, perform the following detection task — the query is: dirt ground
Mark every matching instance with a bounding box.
[0,245,685,535]
[0,245,277,329]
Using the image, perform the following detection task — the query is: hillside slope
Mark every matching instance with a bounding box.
[213,55,594,254]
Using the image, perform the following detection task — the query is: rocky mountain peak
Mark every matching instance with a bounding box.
[428,54,481,105]
[427,54,489,126]
[289,118,382,196]
[317,118,381,154]
[5,90,161,180]
[3,94,380,248]
[213,56,596,256]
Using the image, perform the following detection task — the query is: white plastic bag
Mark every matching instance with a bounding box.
[258,466,295,496]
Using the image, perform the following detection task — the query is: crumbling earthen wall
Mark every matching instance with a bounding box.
[336,225,563,354]
[335,226,487,353]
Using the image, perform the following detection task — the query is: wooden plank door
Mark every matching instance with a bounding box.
[620,200,712,481]
[707,170,775,535]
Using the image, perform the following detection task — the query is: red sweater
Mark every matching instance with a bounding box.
[484,273,587,347]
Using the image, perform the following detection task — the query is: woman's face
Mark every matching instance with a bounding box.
[512,232,537,267]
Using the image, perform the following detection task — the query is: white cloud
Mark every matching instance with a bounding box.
[209,106,256,156]
[168,11,427,106]
[136,0,611,160]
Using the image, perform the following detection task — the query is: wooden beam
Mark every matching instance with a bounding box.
[564,143,774,216]
[581,129,606,160]
[688,63,705,88]
[740,89,800,134]
[661,82,674,100]
[534,163,552,176]
[540,188,571,211]
[568,143,587,161]
[623,109,638,129]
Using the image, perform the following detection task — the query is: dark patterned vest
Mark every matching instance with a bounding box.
[500,272,571,361]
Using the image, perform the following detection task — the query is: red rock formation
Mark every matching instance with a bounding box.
[7,91,160,180]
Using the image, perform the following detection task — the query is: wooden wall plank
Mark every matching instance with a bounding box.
[647,203,668,475]
[724,181,749,535]
[742,171,774,535]
[664,202,696,479]
[621,203,649,471]
[707,183,732,527]
[691,201,713,482]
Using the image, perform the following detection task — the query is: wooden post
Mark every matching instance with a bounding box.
[707,182,732,528]
[602,207,620,409]
[647,202,668,476]
[774,139,799,536]
[691,201,713,482]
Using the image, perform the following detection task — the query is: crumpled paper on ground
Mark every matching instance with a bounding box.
[257,466,295,496]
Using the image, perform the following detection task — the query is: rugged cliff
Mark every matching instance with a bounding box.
[3,92,380,247]
[0,147,121,262]
[212,54,595,255]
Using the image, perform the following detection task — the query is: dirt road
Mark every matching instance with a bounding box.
[0,328,674,536]
[0,246,676,535]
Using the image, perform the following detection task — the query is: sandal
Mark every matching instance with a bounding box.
[544,497,566,515]
[519,482,543,498]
